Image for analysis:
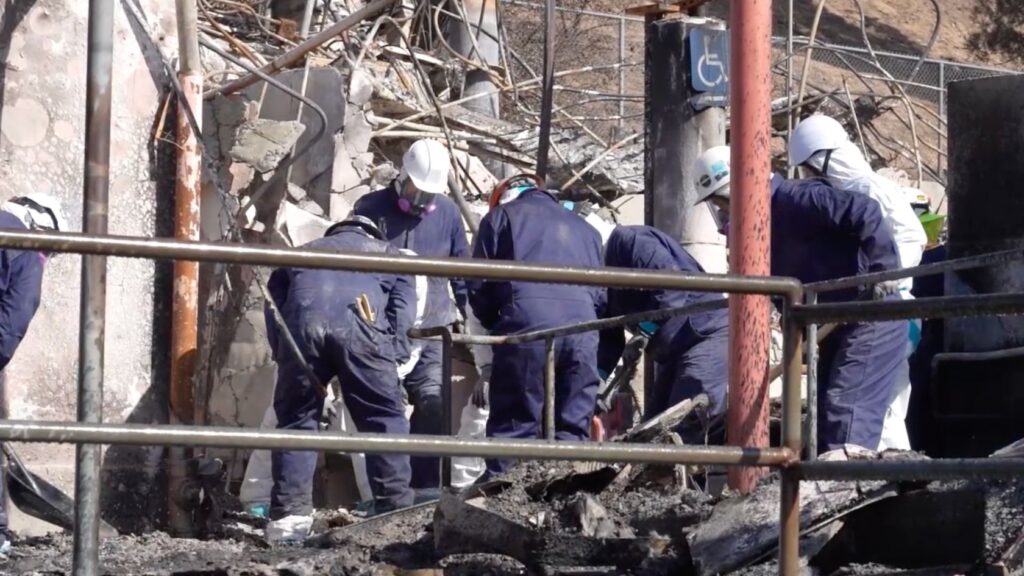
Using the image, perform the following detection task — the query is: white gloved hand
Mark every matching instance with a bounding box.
[872,280,901,300]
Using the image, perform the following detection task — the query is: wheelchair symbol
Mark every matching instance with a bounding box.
[696,34,728,89]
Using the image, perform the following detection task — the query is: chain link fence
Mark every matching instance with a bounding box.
[784,38,1019,115]
[504,0,1020,123]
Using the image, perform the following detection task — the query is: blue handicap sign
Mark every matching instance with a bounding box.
[689,28,730,110]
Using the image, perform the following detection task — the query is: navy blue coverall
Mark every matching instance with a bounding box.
[598,226,729,441]
[0,211,44,538]
[468,188,604,476]
[354,183,469,489]
[770,177,906,452]
[266,224,416,516]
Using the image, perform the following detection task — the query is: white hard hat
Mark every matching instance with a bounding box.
[788,114,850,168]
[12,193,68,232]
[693,145,732,203]
[400,139,450,194]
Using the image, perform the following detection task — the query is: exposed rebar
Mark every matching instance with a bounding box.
[535,0,556,180]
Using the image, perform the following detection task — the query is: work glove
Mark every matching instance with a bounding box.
[871,280,901,301]
[621,334,648,366]
[472,365,491,409]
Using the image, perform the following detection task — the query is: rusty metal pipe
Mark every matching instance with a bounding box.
[727,0,774,494]
[779,296,804,576]
[544,337,555,441]
[439,329,453,488]
[0,230,804,297]
[0,420,796,468]
[170,0,203,538]
[535,0,555,180]
[411,299,730,345]
[805,291,819,460]
[75,0,114,571]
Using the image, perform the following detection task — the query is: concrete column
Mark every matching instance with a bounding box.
[643,17,727,274]
[448,0,509,179]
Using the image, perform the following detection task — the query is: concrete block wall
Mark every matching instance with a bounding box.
[0,0,179,534]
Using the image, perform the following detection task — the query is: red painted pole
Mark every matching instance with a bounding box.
[727,0,773,493]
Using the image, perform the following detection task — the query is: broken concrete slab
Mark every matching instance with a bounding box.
[349,68,374,106]
[330,193,354,222]
[441,104,643,197]
[331,136,366,194]
[229,119,306,174]
[287,182,308,202]
[564,493,635,539]
[276,201,333,246]
[245,67,346,208]
[298,198,325,217]
[343,106,374,156]
[368,58,434,116]
[688,458,897,575]
[453,150,499,199]
[433,488,653,571]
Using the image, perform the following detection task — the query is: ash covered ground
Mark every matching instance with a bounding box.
[5,463,1022,576]
[4,511,526,575]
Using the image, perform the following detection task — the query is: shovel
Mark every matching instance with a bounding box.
[2,443,117,536]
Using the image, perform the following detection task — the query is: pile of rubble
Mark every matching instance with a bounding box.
[195,0,642,244]
[8,442,1024,575]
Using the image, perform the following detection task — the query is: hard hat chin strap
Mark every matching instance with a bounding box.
[9,197,58,231]
[808,149,835,177]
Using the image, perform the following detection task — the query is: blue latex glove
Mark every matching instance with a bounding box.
[908,319,922,353]
[637,321,659,337]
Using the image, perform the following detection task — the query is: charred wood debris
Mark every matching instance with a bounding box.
[31,1,1007,575]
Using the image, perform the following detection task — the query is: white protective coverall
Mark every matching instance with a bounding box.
[807,140,927,451]
[449,308,491,488]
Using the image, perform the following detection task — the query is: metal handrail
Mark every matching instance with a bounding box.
[409,298,729,345]
[10,228,1024,576]
[806,247,1024,294]
[0,228,804,576]
[0,420,795,466]
[0,229,802,297]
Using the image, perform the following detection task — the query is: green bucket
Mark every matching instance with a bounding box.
[919,213,945,245]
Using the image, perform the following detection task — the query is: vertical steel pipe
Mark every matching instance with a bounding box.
[170,0,203,537]
[300,0,317,37]
[779,299,804,576]
[440,330,453,488]
[618,16,626,135]
[727,0,774,493]
[448,0,507,179]
[544,337,555,441]
[938,62,945,176]
[786,0,795,178]
[805,292,819,460]
[75,0,114,572]
[535,0,556,180]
